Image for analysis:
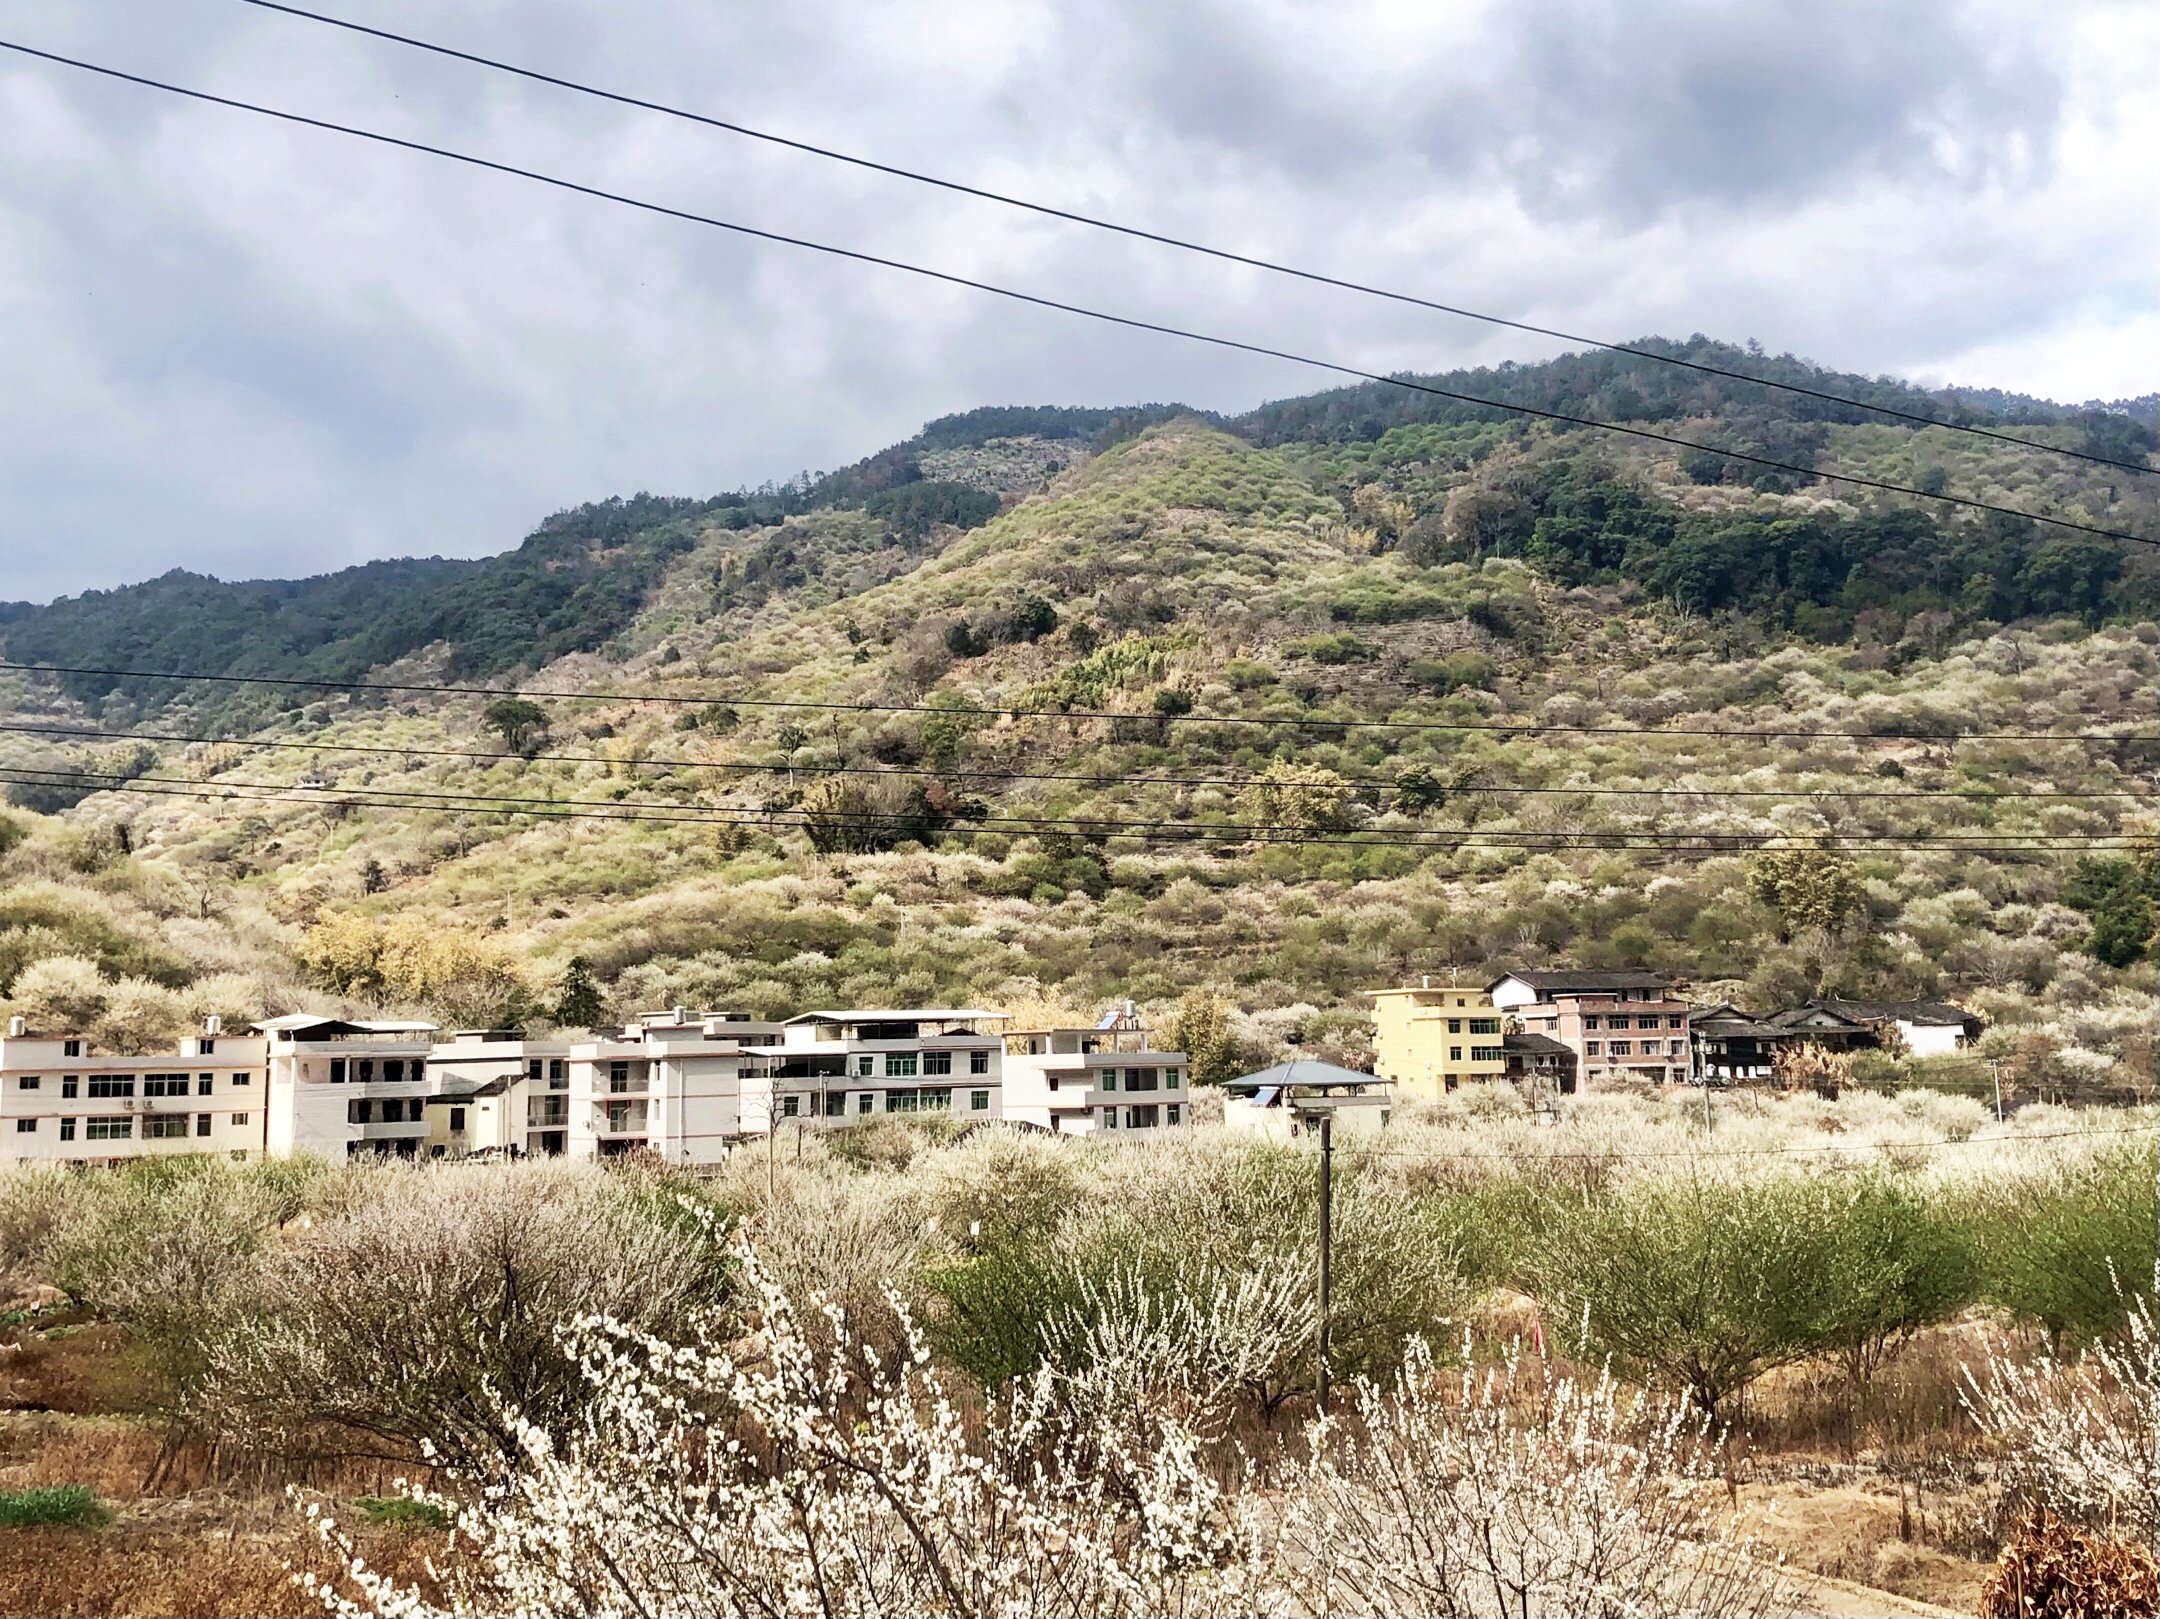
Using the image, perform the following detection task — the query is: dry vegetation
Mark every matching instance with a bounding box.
[0,1091,2147,1615]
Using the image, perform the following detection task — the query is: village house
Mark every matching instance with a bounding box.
[1488,970,1693,1088]
[1,1015,270,1165]
[260,1014,441,1159]
[1501,1031,1580,1098]
[1689,1002,1803,1084]
[1001,1003,1190,1135]
[1367,981,1507,1098]
[1223,1059,1390,1138]
[1768,998,1983,1058]
[771,1008,1006,1126]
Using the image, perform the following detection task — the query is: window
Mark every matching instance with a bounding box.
[14,1119,33,1134]
[609,1061,630,1092]
[527,1059,543,1082]
[14,1076,34,1092]
[1471,1046,1504,1062]
[856,1055,875,1077]
[884,1088,951,1114]
[356,1060,375,1083]
[198,1074,214,1095]
[411,1061,425,1084]
[85,1117,131,1140]
[1166,1104,1180,1125]
[384,1060,405,1083]
[62,1040,81,1058]
[1469,1017,1501,1035]
[230,1072,250,1087]
[145,1115,189,1139]
[348,1099,371,1125]
[1102,1107,1117,1130]
[857,1092,874,1115]
[1669,1040,1683,1056]
[1101,1069,1117,1091]
[1448,1046,1462,1062]
[922,1050,953,1076]
[969,1050,989,1075]
[825,1093,846,1117]
[449,1107,466,1132]
[195,1114,212,1137]
[782,1095,800,1117]
[1165,1069,1181,1089]
[1667,1015,1684,1029]
[549,1059,566,1083]
[884,1053,918,1078]
[231,1113,249,1127]
[144,1074,190,1097]
[1127,1105,1159,1129]
[970,1090,989,1111]
[198,1038,216,1056]
[58,1118,75,1141]
[1583,1016,1600,1031]
[1584,1042,1601,1056]
[88,1075,134,1099]
[1126,1068,1158,1092]
[330,1059,347,1083]
[1447,1019,1462,1033]
[1611,1041,1633,1057]
[61,1076,77,1099]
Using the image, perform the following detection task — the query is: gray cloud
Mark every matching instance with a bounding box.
[0,0,2150,601]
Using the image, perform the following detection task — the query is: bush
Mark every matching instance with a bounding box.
[1983,1138,2159,1350]
[1530,1170,1849,1417]
[354,1496,454,1532]
[1978,1509,2159,1618]
[0,1485,106,1529]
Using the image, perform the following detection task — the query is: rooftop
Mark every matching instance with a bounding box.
[1490,970,1671,994]
[783,1009,1007,1025]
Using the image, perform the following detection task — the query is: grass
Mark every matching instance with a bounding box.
[0,1484,108,1529]
[354,1496,453,1532]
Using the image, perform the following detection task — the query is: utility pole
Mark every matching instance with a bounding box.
[1317,1111,1334,1419]
[1991,1060,2005,1123]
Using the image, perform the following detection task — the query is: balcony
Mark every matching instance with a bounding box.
[595,1101,649,1136]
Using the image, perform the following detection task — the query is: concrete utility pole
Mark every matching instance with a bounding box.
[1317,1112,1334,1418]
[1991,1060,2005,1122]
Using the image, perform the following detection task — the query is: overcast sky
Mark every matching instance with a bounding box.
[1,0,2153,603]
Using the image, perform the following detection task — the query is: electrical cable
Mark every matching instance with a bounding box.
[0,719,2145,801]
[5,660,2156,747]
[0,764,2135,855]
[1,37,2153,550]
[236,0,2160,479]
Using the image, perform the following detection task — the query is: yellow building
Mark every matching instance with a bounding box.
[1367,984,1506,1100]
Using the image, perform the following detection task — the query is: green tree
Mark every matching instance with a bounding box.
[1168,988,1239,1088]
[553,956,604,1028]
[2062,844,2159,967]
[481,697,550,758]
[1746,842,1866,942]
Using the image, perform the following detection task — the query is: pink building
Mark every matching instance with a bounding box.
[1487,971,1691,1089]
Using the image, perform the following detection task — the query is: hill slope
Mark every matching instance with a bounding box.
[0,342,2154,1094]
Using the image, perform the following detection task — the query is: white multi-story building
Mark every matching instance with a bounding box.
[1,1015,270,1164]
[260,1014,440,1159]
[1001,1010,1191,1135]
[772,1009,1006,1126]
[426,1011,785,1163]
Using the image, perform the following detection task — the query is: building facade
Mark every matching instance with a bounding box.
[260,1014,441,1159]
[1488,971,1692,1088]
[1367,983,1508,1098]
[1,1016,269,1165]
[772,1009,1006,1126]
[1002,1010,1191,1135]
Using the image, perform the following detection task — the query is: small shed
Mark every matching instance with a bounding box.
[1223,1060,1391,1140]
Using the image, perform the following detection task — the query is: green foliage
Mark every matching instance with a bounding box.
[1746,843,1867,941]
[1812,1174,1983,1386]
[1405,650,1497,696]
[553,956,604,1027]
[355,1495,453,1531]
[0,1485,107,1530]
[481,697,550,758]
[1222,659,1276,689]
[1285,632,1376,665]
[1982,1139,2159,1350]
[861,480,1001,538]
[1532,1171,1860,1417]
[1167,987,1237,1088]
[2062,846,2160,967]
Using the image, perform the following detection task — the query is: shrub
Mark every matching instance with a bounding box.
[1276,1339,1796,1618]
[1813,1172,1982,1390]
[1983,1138,2159,1350]
[0,1485,107,1529]
[1530,1170,1848,1417]
[353,1496,453,1532]
[1285,632,1375,664]
[193,1162,714,1469]
[1978,1509,2159,1619]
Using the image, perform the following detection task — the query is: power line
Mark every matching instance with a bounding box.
[2,38,2153,551]
[237,0,2160,480]
[4,764,2135,855]
[0,719,2146,801]
[6,660,2156,747]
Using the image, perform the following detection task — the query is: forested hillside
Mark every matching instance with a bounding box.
[0,338,2153,1097]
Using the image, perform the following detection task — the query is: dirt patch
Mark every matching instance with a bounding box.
[1747,1480,1994,1614]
